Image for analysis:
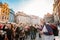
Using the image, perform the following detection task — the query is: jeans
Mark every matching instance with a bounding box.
[30,32,36,40]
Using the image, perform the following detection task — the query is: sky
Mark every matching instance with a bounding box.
[0,0,54,18]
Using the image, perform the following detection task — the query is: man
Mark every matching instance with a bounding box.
[24,25,30,39]
[6,23,12,40]
[30,24,37,40]
[15,24,23,40]
[49,24,59,40]
[40,19,54,40]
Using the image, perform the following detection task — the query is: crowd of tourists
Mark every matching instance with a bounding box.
[0,19,59,40]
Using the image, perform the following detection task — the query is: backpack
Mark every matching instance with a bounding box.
[50,24,59,36]
[43,24,53,35]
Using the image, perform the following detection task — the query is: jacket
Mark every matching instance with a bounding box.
[42,24,53,35]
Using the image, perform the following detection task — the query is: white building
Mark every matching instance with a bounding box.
[30,15,40,25]
[15,12,31,25]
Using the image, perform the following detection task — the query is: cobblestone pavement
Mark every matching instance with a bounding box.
[26,26,60,40]
[26,33,60,40]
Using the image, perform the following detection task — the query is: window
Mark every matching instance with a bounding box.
[2,16,4,19]
[7,18,8,19]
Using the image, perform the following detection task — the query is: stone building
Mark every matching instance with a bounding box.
[30,15,40,25]
[44,13,54,23]
[0,2,10,23]
[53,0,60,24]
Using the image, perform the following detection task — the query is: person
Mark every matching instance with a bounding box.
[0,23,5,40]
[16,23,25,40]
[6,23,12,40]
[40,19,54,40]
[11,24,16,40]
[2,24,7,31]
[34,24,41,40]
[49,23,59,40]
[36,25,41,38]
[30,25,37,40]
[19,23,25,40]
[24,25,30,39]
[19,29,25,40]
[15,24,20,40]
[2,24,8,40]
[0,30,4,40]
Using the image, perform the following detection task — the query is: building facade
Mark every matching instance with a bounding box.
[53,0,60,24]
[0,2,10,23]
[9,9,15,22]
[44,13,54,23]
[30,15,40,25]
[15,12,31,25]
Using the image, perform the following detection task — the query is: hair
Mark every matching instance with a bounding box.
[9,23,14,29]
